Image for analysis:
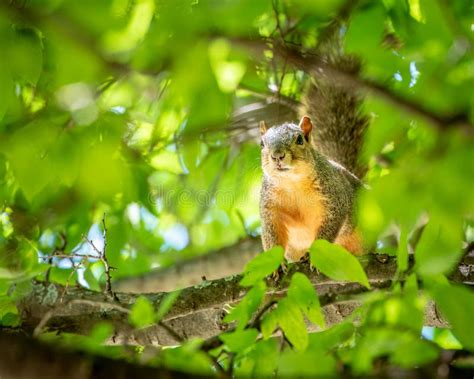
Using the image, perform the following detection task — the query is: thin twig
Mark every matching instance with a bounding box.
[279,327,293,348]
[59,259,84,303]
[250,299,277,329]
[69,299,131,313]
[101,214,115,299]
[272,0,285,40]
[33,309,55,337]
[226,352,235,376]
[230,37,472,133]
[81,214,116,299]
[45,232,68,283]
[209,355,228,378]
[39,253,101,261]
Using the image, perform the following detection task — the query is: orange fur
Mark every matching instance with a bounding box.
[271,163,326,262]
[335,229,363,256]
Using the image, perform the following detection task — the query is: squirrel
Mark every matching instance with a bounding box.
[259,50,368,262]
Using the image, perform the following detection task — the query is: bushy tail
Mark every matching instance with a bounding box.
[301,21,368,178]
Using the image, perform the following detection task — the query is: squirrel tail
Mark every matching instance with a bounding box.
[301,21,369,178]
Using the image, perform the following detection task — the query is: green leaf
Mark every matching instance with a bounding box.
[308,322,354,350]
[219,328,259,353]
[129,296,155,328]
[391,338,439,367]
[224,281,266,329]
[0,62,14,123]
[287,272,325,328]
[240,246,284,287]
[261,294,308,351]
[47,267,77,287]
[397,227,409,272]
[0,268,30,281]
[2,120,61,202]
[88,322,114,344]
[428,281,474,351]
[0,296,20,327]
[158,342,215,375]
[9,280,33,301]
[277,346,337,377]
[83,265,101,292]
[0,281,9,296]
[209,39,246,93]
[156,290,181,322]
[309,240,370,289]
[275,298,308,351]
[9,28,43,86]
[352,328,439,374]
[431,328,463,350]
[260,306,279,340]
[415,217,464,276]
[345,3,400,78]
[346,3,385,53]
[244,339,279,378]
[0,267,46,282]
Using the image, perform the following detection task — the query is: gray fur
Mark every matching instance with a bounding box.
[260,121,361,250]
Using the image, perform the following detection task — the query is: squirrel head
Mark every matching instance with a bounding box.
[259,116,314,178]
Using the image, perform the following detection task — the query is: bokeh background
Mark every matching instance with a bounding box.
[0,2,472,372]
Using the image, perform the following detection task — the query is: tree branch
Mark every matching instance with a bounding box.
[17,255,473,346]
[114,237,262,293]
[236,39,473,134]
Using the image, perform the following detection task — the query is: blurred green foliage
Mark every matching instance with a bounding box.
[0,0,472,376]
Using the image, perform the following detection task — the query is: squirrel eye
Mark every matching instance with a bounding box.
[296,135,304,145]
[260,139,264,148]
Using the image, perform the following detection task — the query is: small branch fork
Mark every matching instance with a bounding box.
[81,213,116,300]
[41,214,117,301]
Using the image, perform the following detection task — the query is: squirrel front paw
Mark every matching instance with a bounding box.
[271,262,288,283]
[299,252,319,273]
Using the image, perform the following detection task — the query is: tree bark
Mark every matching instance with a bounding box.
[114,237,261,293]
[16,255,473,346]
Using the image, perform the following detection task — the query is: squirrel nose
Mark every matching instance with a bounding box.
[271,152,286,161]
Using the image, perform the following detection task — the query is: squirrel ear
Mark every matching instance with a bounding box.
[259,120,268,135]
[298,116,313,137]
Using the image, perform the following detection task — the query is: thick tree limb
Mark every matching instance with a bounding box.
[114,237,261,293]
[17,255,473,346]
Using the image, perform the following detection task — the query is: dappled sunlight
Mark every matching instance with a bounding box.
[0,0,472,377]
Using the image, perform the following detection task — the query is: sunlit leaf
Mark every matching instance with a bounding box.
[428,280,474,351]
[277,347,337,377]
[274,298,308,352]
[0,296,20,327]
[240,246,284,287]
[219,328,258,353]
[287,272,325,328]
[224,281,266,329]
[310,240,370,288]
[415,217,464,276]
[352,328,439,374]
[155,290,181,322]
[129,296,155,328]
